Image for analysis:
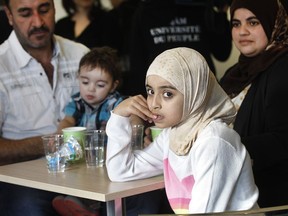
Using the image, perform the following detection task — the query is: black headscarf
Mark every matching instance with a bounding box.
[220,0,288,97]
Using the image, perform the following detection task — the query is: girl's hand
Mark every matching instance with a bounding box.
[114,95,156,122]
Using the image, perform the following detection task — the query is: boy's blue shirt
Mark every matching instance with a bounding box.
[64,91,125,130]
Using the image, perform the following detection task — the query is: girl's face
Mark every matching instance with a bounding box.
[146,75,184,128]
[231,8,268,57]
[79,66,118,108]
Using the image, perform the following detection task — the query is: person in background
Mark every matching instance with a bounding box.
[124,0,232,96]
[0,0,89,215]
[55,0,119,49]
[105,0,141,89]
[281,0,288,12]
[105,47,259,214]
[220,0,288,209]
[0,6,12,44]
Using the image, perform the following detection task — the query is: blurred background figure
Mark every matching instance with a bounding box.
[122,0,232,96]
[281,0,288,12]
[0,4,12,44]
[55,0,119,49]
[105,0,141,83]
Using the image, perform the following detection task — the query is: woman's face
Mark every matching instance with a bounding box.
[231,8,269,57]
[146,75,184,128]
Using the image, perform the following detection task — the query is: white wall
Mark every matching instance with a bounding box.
[54,1,66,21]
[213,44,239,80]
[54,1,239,80]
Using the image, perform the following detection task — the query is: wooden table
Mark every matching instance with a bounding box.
[0,158,164,216]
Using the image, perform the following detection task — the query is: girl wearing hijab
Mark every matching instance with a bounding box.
[105,47,259,214]
[220,0,288,208]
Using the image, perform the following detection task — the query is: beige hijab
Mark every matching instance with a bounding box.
[146,47,237,156]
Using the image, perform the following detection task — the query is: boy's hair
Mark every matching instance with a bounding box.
[79,46,122,84]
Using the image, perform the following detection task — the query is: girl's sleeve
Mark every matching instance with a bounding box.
[106,112,164,182]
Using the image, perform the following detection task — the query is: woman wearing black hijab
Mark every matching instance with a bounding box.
[220,0,288,208]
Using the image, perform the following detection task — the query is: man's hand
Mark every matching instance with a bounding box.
[0,136,44,165]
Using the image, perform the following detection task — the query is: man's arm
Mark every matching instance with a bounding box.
[0,136,44,166]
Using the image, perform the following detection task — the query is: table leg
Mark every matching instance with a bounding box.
[106,200,115,216]
[106,198,126,216]
[122,197,126,216]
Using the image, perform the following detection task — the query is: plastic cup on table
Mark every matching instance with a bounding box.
[131,124,144,150]
[150,126,163,141]
[42,134,66,173]
[62,127,87,162]
[84,130,106,167]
